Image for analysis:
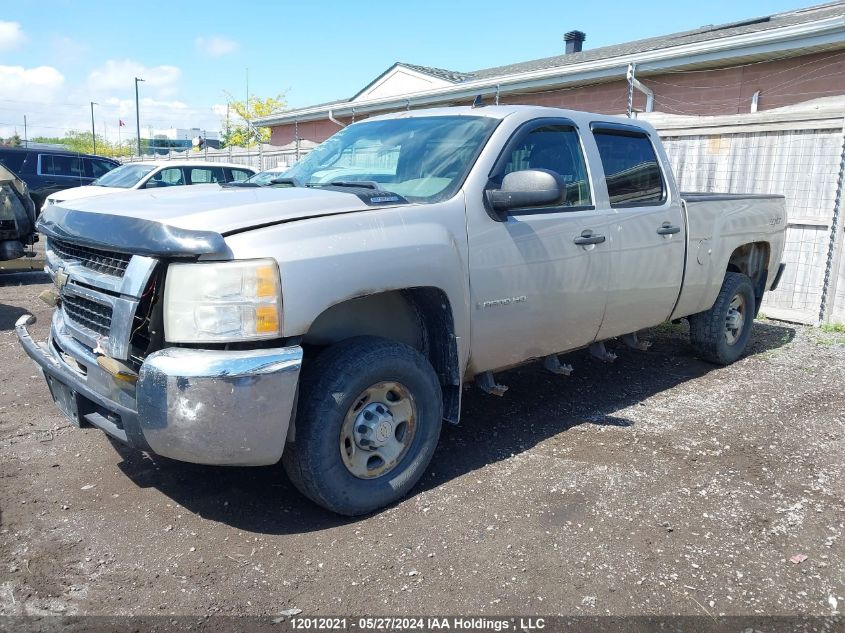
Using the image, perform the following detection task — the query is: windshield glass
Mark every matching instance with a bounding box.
[284,115,498,203]
[245,169,288,186]
[93,164,156,188]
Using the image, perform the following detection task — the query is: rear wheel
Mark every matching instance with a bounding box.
[283,336,442,516]
[689,272,756,365]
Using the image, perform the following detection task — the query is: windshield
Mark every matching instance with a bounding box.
[284,115,498,203]
[245,169,288,186]
[93,164,156,188]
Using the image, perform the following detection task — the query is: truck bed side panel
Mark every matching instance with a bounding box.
[671,194,786,319]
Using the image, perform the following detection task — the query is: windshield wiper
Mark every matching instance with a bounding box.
[221,181,260,188]
[325,180,382,190]
[269,177,302,187]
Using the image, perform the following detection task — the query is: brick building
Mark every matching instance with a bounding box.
[256,2,845,145]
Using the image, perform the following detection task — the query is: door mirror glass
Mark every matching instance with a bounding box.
[488,169,564,212]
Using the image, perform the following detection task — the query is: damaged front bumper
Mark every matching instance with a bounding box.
[16,311,302,466]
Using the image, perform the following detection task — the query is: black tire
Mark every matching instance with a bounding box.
[283,336,442,516]
[689,271,756,365]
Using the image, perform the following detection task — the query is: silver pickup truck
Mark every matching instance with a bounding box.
[16,105,786,515]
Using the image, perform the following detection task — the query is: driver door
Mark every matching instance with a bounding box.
[466,119,611,373]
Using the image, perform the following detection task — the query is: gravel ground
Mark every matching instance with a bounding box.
[1,271,843,619]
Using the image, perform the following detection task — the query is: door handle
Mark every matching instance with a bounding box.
[657,222,681,235]
[573,230,606,245]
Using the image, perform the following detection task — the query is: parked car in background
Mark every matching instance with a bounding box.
[44,161,257,206]
[0,147,119,211]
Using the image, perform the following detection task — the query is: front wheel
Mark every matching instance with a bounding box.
[689,271,756,365]
[283,336,442,516]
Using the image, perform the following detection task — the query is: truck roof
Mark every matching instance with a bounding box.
[366,104,646,129]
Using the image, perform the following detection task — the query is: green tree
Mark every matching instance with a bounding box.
[8,133,22,147]
[29,130,134,157]
[221,92,287,147]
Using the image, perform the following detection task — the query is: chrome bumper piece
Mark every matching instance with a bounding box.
[16,312,302,466]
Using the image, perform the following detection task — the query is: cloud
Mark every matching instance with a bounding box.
[101,96,220,131]
[0,21,26,51]
[195,36,238,58]
[0,58,222,141]
[88,59,181,99]
[0,65,64,102]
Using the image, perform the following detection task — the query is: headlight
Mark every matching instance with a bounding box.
[163,259,282,343]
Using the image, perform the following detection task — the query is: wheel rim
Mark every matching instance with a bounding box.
[339,381,417,479]
[725,293,747,345]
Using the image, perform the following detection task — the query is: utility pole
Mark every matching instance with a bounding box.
[23,115,27,148]
[135,77,145,156]
[90,102,98,154]
[245,67,252,145]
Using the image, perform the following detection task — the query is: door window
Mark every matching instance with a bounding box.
[188,167,225,184]
[592,130,665,206]
[39,154,84,177]
[160,168,185,184]
[495,124,592,208]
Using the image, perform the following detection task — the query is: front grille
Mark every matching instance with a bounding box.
[62,294,112,338]
[50,238,132,278]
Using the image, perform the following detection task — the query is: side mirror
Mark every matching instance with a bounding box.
[144,180,164,189]
[487,169,564,213]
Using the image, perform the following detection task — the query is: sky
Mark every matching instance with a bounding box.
[0,0,817,141]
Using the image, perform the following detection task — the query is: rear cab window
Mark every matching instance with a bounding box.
[591,126,665,206]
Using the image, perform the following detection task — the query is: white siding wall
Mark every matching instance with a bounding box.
[660,129,845,324]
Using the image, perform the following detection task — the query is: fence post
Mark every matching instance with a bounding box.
[819,119,845,323]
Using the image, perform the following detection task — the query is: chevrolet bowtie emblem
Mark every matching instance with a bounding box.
[53,267,69,289]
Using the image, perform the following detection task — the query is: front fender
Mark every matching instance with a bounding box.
[223,196,472,369]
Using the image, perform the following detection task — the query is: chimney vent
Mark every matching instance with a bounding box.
[564,30,586,54]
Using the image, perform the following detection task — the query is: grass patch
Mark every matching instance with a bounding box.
[653,320,685,335]
[812,322,845,347]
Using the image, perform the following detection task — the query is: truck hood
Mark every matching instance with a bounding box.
[51,184,376,235]
[47,185,126,204]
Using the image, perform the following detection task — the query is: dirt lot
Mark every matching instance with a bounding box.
[1,271,843,619]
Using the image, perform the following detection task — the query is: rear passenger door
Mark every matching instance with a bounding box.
[591,124,685,340]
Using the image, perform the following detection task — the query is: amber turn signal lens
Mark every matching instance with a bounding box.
[254,305,280,333]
